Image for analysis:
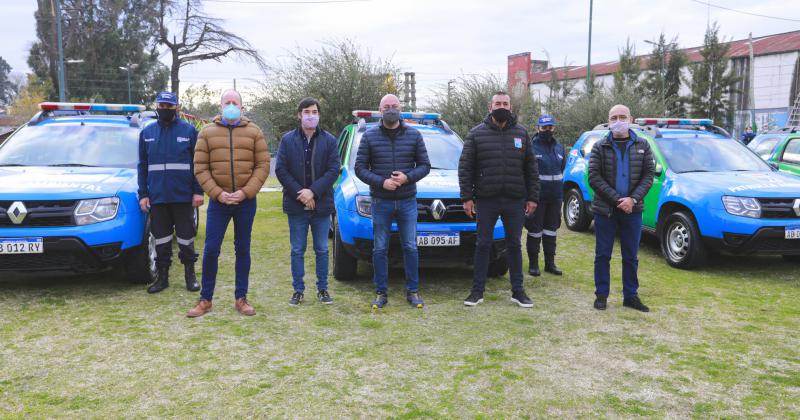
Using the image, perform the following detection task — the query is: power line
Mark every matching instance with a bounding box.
[203,0,369,3]
[689,0,800,23]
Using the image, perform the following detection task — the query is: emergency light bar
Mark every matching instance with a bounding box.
[351,110,441,120]
[39,102,146,112]
[634,118,713,126]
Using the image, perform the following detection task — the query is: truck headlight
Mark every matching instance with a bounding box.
[75,197,120,225]
[722,196,761,218]
[356,195,372,218]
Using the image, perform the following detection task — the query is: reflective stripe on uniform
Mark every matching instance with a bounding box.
[528,231,543,238]
[154,236,173,246]
[176,236,194,246]
[540,174,563,181]
[543,229,558,237]
[148,163,191,172]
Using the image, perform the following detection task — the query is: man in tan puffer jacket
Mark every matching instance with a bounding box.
[188,89,269,318]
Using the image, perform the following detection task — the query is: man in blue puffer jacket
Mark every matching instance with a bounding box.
[275,97,341,306]
[525,115,566,277]
[137,91,204,293]
[355,94,431,309]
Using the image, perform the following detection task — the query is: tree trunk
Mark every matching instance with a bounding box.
[170,49,180,94]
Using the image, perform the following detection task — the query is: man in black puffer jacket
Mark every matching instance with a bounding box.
[588,104,654,313]
[459,91,540,308]
[355,94,431,309]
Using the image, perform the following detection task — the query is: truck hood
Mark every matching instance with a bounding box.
[0,167,135,200]
[676,170,800,197]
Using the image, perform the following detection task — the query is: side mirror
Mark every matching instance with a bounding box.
[654,163,663,177]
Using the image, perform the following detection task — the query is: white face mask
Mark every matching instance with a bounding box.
[610,120,629,136]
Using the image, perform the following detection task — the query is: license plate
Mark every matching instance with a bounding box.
[417,232,460,247]
[0,238,44,254]
[786,226,800,240]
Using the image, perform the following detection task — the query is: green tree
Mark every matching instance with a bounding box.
[687,23,739,128]
[642,33,689,116]
[0,56,14,105]
[9,74,52,122]
[251,40,399,150]
[612,38,641,93]
[427,73,504,139]
[28,0,168,103]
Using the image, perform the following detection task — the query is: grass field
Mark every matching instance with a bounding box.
[1,192,799,418]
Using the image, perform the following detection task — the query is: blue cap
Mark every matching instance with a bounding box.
[155,91,178,105]
[538,115,556,126]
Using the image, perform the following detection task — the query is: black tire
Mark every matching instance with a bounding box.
[563,188,592,232]
[660,211,707,269]
[783,255,800,263]
[332,218,357,281]
[487,256,509,277]
[124,217,158,284]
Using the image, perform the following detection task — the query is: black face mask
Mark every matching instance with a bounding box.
[539,131,553,142]
[491,108,512,124]
[156,108,176,123]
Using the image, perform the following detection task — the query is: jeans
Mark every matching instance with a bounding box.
[200,197,257,301]
[593,209,643,298]
[371,197,419,294]
[288,212,331,293]
[472,197,525,293]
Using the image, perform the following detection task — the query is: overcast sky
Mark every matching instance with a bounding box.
[2,0,799,106]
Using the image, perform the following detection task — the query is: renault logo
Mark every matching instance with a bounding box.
[7,201,28,225]
[431,199,447,221]
[794,199,800,217]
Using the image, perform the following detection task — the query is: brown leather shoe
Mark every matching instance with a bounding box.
[235,297,255,316]
[187,299,212,318]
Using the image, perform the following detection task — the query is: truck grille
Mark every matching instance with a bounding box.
[416,199,472,223]
[0,200,77,227]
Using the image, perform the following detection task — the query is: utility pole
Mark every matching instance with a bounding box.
[233,78,237,90]
[54,0,66,101]
[748,32,756,132]
[119,64,138,103]
[586,0,593,96]
[409,72,416,111]
[447,79,455,108]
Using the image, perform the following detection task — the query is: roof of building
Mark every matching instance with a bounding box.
[529,30,800,84]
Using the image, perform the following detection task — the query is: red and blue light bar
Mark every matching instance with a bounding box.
[39,102,146,112]
[635,118,713,126]
[352,110,441,120]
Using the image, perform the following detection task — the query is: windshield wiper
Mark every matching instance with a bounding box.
[429,166,453,170]
[0,163,27,167]
[48,163,97,167]
[678,169,711,173]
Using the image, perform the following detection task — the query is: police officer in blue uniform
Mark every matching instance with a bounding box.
[137,91,204,293]
[526,115,565,276]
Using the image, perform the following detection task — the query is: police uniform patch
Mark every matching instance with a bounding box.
[514,138,522,149]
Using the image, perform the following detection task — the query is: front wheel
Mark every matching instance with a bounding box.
[332,219,357,281]
[563,188,592,232]
[487,256,509,277]
[660,211,707,269]
[124,217,158,284]
[783,255,800,263]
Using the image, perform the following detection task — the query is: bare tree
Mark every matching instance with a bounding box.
[156,0,266,94]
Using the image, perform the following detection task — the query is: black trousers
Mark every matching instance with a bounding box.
[150,203,197,270]
[472,197,525,293]
[525,199,562,256]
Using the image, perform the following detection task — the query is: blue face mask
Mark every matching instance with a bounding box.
[223,104,241,123]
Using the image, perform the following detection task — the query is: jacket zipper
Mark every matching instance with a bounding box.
[228,126,237,192]
[391,135,397,198]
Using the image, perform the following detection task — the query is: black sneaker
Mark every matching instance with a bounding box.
[289,291,304,306]
[594,295,608,310]
[511,289,534,308]
[317,289,333,305]
[464,291,484,307]
[623,296,650,312]
[372,292,388,309]
[406,291,424,308]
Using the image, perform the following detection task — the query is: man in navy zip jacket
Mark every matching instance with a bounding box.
[275,97,341,306]
[354,94,431,309]
[137,91,204,293]
[525,115,566,277]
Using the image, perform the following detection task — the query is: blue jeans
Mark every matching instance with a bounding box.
[593,210,643,298]
[288,212,331,293]
[371,197,419,294]
[200,197,257,301]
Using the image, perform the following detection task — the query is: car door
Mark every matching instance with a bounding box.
[642,137,667,229]
[777,136,800,176]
